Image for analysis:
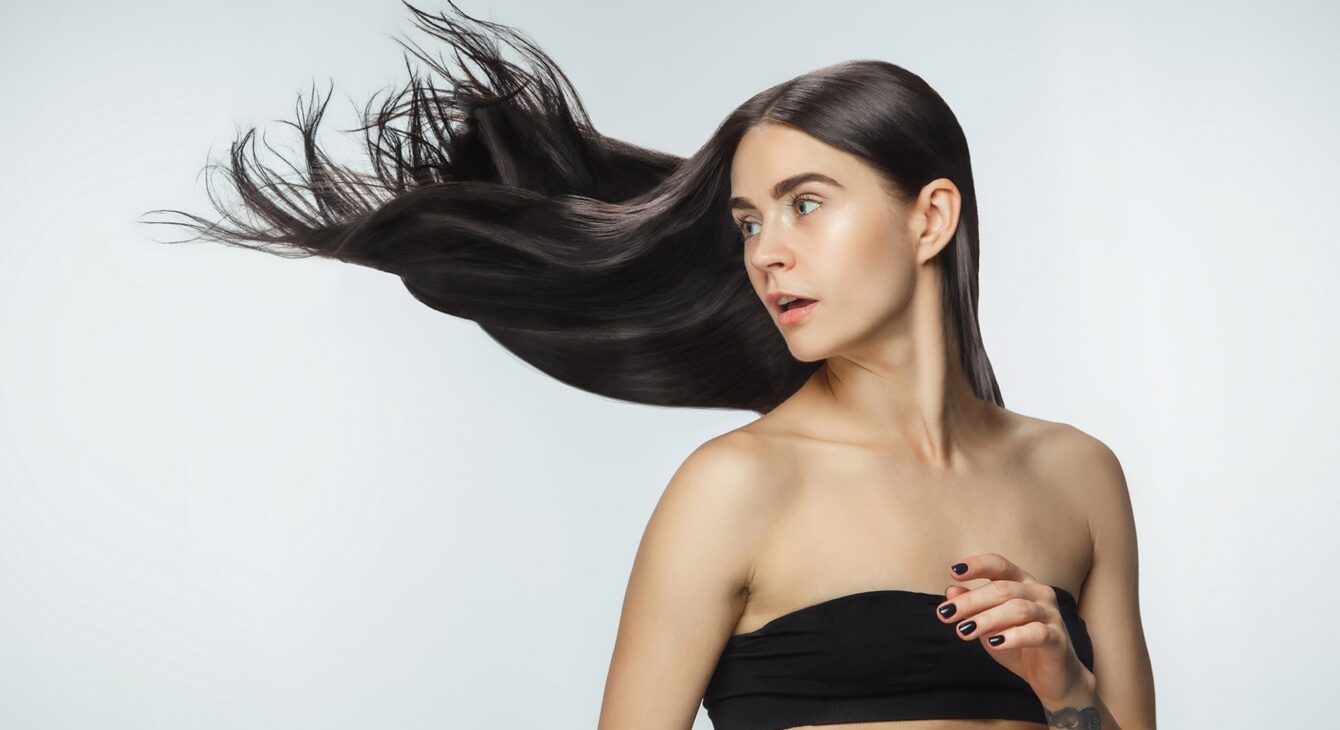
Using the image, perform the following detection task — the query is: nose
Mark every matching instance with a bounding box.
[748,227,795,271]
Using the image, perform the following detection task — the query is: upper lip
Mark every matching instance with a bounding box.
[765,290,818,312]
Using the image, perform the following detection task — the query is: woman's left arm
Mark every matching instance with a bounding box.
[1035,669,1122,728]
[1062,433,1157,729]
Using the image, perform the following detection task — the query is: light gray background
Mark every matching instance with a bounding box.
[2,1,1335,727]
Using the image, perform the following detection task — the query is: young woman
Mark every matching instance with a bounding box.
[146,2,1155,728]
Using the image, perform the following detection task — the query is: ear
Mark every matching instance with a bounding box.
[909,178,962,265]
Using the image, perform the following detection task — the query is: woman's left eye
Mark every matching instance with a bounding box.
[793,195,821,216]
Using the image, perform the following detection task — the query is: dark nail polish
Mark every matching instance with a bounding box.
[951,563,968,575]
[988,635,1005,646]
[957,620,976,635]
[937,603,957,618]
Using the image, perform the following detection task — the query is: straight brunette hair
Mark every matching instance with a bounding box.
[142,0,1001,415]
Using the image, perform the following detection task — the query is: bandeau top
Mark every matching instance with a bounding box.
[701,584,1094,730]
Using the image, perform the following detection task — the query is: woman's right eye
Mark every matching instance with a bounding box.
[738,220,760,239]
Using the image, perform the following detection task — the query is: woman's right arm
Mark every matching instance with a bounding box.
[597,432,774,730]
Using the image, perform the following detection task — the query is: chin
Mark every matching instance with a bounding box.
[782,338,833,363]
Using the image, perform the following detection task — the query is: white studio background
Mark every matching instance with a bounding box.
[1,1,1334,727]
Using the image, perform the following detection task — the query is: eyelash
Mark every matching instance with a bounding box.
[735,193,822,241]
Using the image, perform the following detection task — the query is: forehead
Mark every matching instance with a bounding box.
[729,123,864,191]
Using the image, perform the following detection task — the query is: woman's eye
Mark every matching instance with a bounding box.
[795,196,820,216]
[736,195,821,242]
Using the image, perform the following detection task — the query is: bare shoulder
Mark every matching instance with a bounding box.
[638,425,788,597]
[1009,413,1132,555]
[680,426,773,479]
[674,427,776,501]
[597,428,780,728]
[645,425,777,557]
[1006,412,1125,497]
[667,429,783,575]
[1043,420,1126,505]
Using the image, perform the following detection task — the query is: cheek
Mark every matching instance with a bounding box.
[819,214,913,306]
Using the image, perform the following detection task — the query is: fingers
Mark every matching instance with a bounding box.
[935,579,1060,630]
[948,552,1034,586]
[947,596,1046,641]
[980,619,1063,652]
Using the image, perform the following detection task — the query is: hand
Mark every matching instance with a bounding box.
[934,552,1094,706]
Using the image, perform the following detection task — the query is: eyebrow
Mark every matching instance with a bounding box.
[728,172,843,211]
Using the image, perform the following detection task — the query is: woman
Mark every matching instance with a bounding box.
[145,2,1155,728]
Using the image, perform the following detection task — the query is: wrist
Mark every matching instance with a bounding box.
[1036,667,1097,711]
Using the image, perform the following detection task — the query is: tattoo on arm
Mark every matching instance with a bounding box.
[1044,705,1101,729]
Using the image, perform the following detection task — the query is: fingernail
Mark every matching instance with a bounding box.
[957,620,976,635]
[937,603,957,618]
[951,562,968,575]
[988,635,1005,646]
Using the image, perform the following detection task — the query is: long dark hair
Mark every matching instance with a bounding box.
[141,0,1001,415]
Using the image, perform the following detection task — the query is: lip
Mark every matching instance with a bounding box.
[778,299,818,325]
[765,289,819,314]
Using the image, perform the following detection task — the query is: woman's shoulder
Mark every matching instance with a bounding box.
[673,426,786,498]
[998,409,1127,525]
[685,422,794,483]
[671,420,804,519]
[1001,409,1120,474]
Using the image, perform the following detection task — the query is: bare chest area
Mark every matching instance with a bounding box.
[733,441,1092,636]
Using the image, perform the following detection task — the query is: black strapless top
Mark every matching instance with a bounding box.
[701,585,1093,729]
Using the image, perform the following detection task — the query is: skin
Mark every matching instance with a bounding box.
[597,122,1156,730]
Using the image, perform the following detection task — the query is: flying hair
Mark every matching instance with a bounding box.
[141,0,1001,414]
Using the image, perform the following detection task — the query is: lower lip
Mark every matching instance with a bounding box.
[779,300,818,325]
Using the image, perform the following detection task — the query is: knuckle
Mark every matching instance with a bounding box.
[1013,597,1034,621]
[1010,597,1034,620]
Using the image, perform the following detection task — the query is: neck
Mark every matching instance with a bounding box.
[789,292,991,470]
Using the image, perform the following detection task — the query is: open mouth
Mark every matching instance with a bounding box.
[781,298,816,312]
[778,298,819,325]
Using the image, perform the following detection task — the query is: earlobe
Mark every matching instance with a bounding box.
[906,210,945,266]
[915,233,949,266]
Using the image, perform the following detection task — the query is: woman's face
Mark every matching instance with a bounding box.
[728,122,919,362]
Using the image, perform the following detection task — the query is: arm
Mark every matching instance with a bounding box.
[1050,428,1157,728]
[597,432,773,730]
[1038,671,1125,728]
